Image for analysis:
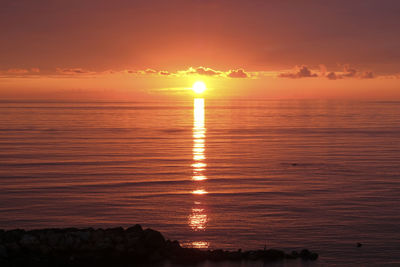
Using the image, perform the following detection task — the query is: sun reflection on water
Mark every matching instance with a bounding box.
[188,98,209,248]
[188,207,208,231]
[191,241,210,249]
[192,189,208,195]
[192,98,208,183]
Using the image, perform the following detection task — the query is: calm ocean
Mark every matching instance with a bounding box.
[1,99,399,266]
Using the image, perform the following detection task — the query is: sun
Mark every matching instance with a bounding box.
[192,81,206,94]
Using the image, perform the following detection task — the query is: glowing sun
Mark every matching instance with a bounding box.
[192,81,206,94]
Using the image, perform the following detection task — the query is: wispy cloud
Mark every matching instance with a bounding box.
[361,71,374,79]
[279,66,318,79]
[0,68,41,77]
[159,71,171,76]
[326,72,340,80]
[227,69,249,78]
[323,65,375,80]
[56,68,95,75]
[186,67,222,76]
[0,65,382,81]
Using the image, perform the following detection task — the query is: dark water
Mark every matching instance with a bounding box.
[1,99,400,266]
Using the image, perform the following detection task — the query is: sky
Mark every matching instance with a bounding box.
[1,0,400,100]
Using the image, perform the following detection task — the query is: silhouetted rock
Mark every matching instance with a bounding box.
[20,233,40,250]
[289,250,299,259]
[0,225,319,265]
[299,249,318,260]
[226,250,242,261]
[208,249,226,261]
[4,242,20,255]
[142,228,165,249]
[0,244,7,258]
[126,224,142,234]
[3,229,25,243]
[263,249,286,261]
[309,252,319,260]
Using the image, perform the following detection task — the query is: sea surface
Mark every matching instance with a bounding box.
[1,99,400,266]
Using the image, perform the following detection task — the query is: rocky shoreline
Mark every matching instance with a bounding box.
[0,225,318,266]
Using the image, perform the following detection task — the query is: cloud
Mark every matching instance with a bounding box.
[0,68,41,77]
[194,67,221,76]
[56,68,94,75]
[227,69,249,78]
[319,64,327,76]
[361,71,374,79]
[124,69,136,74]
[279,66,318,79]
[176,66,250,78]
[30,68,40,73]
[126,68,158,75]
[324,65,375,80]
[144,68,157,74]
[326,72,339,80]
[159,71,171,76]
[181,66,222,76]
[342,65,357,77]
[277,64,376,80]
[1,65,377,81]
[6,69,30,74]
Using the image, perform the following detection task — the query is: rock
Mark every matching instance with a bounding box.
[115,243,126,252]
[105,227,125,245]
[142,229,165,249]
[105,227,124,236]
[39,244,51,255]
[262,249,285,261]
[300,249,311,259]
[61,227,79,234]
[5,242,20,254]
[73,230,91,242]
[96,237,113,250]
[226,251,242,261]
[47,232,62,248]
[126,226,143,249]
[246,251,259,260]
[20,234,39,249]
[3,229,25,243]
[170,247,206,264]
[165,240,181,251]
[126,224,143,235]
[64,233,76,249]
[126,235,141,248]
[208,249,226,261]
[0,244,7,258]
[91,229,105,243]
[148,250,163,262]
[0,226,320,265]
[309,252,319,260]
[357,242,362,247]
[299,249,318,260]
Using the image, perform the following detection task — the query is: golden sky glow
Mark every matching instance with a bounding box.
[0,1,399,100]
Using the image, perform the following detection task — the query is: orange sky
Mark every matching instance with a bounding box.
[1,0,399,100]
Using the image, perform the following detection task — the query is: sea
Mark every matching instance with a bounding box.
[1,99,399,266]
